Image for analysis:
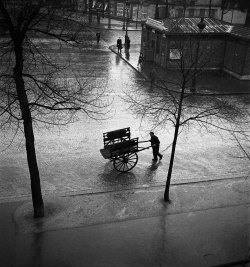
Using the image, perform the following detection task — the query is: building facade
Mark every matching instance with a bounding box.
[77,0,248,25]
[141,17,250,80]
[166,0,247,25]
[77,0,156,22]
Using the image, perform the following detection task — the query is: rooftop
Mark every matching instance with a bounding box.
[145,17,250,40]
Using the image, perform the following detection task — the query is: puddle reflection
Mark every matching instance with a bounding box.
[125,50,130,60]
[115,55,121,66]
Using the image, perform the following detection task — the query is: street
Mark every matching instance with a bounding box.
[0,25,249,202]
[0,14,250,267]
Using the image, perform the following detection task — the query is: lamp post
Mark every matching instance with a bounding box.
[88,0,92,23]
[108,0,111,28]
[191,17,206,93]
[155,0,159,19]
[124,0,130,49]
[122,0,126,30]
[136,0,139,29]
[102,0,105,18]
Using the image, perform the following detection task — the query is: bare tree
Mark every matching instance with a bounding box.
[231,131,250,161]
[0,0,110,217]
[155,0,159,19]
[124,34,249,202]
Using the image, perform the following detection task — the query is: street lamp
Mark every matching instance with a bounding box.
[122,0,126,30]
[124,0,130,49]
[191,17,206,93]
[108,0,111,28]
[88,0,92,23]
[136,0,139,29]
[102,0,105,18]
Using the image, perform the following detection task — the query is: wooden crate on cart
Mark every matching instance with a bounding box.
[100,127,150,172]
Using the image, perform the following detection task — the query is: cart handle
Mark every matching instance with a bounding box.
[137,146,151,152]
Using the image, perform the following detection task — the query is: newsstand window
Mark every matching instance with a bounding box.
[169,41,182,60]
[169,49,181,59]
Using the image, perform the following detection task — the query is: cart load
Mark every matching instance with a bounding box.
[100,127,150,172]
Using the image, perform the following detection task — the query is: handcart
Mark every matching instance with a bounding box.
[100,127,151,172]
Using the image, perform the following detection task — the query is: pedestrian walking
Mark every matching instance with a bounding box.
[149,132,163,161]
[96,32,101,44]
[117,37,122,53]
[137,52,144,67]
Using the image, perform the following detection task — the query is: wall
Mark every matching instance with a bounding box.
[224,38,248,75]
[141,24,226,71]
[243,46,250,78]
[164,35,224,70]
[141,25,250,80]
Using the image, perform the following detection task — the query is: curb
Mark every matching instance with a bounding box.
[109,45,148,79]
[0,175,247,204]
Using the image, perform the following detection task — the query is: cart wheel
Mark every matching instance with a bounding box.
[113,152,138,172]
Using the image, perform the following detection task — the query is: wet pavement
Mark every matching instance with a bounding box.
[0,14,250,267]
[0,30,249,201]
[0,14,249,202]
[1,177,250,267]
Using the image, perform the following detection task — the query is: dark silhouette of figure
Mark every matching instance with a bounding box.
[96,32,101,44]
[117,37,122,53]
[137,52,144,67]
[149,132,163,161]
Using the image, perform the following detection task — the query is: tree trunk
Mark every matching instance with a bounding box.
[23,111,44,218]
[164,121,180,202]
[221,9,224,20]
[155,0,159,19]
[89,0,92,23]
[164,84,185,202]
[165,0,169,18]
[209,0,212,17]
[13,39,44,218]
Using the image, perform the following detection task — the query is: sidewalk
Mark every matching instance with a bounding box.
[1,177,250,267]
[110,43,160,83]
